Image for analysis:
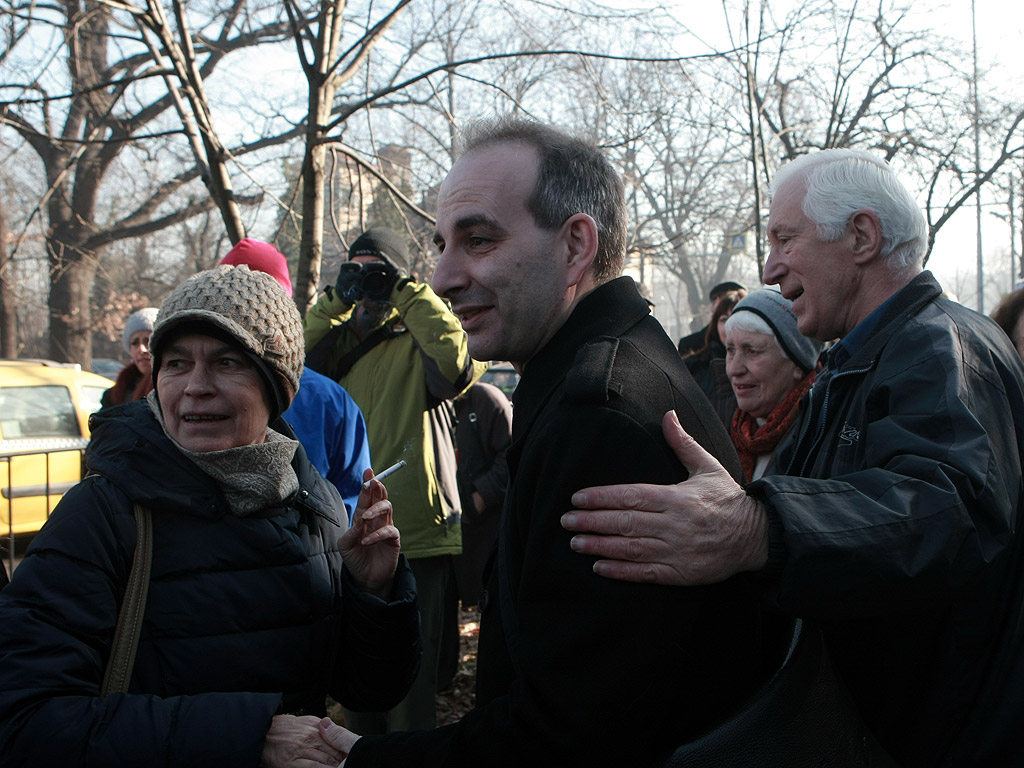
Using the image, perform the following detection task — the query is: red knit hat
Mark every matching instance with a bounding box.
[220,238,293,297]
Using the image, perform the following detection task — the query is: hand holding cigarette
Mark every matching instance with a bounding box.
[362,459,407,489]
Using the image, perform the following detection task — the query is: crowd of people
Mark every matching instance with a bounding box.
[1,115,1023,768]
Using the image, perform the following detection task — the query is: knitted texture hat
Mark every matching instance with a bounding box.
[122,307,159,354]
[150,265,304,417]
[220,238,293,297]
[731,289,822,371]
[348,227,410,274]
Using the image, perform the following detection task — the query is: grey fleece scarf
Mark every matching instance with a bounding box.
[147,391,299,516]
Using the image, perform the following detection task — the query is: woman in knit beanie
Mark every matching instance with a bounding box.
[100,306,159,408]
[0,265,420,768]
[724,289,823,482]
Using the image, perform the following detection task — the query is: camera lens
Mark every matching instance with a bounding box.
[361,264,393,301]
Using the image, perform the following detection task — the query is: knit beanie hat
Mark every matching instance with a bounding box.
[348,227,410,274]
[220,238,293,297]
[731,289,823,371]
[150,265,304,419]
[122,307,159,354]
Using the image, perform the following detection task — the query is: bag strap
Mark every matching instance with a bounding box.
[305,321,406,381]
[101,503,153,696]
[334,325,404,378]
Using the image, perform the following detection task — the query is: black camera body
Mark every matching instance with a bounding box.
[337,261,398,303]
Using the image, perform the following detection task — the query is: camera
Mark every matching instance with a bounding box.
[337,261,398,303]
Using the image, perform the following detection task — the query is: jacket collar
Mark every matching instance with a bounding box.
[511,277,650,436]
[834,271,942,374]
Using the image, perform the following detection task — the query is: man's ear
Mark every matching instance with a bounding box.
[850,209,883,265]
[561,213,599,286]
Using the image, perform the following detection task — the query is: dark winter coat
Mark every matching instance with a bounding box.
[0,399,420,767]
[348,277,766,767]
[752,272,1024,767]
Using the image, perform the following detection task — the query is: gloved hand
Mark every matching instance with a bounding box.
[335,262,365,304]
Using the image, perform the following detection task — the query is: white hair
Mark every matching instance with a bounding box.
[771,149,927,272]
[724,311,787,360]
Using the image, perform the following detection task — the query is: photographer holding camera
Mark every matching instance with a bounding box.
[305,227,484,736]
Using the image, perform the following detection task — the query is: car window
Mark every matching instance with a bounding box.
[0,385,80,439]
[80,384,107,417]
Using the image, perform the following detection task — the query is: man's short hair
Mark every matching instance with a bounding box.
[771,149,927,272]
[457,117,627,284]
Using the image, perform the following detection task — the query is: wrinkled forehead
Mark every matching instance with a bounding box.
[767,177,809,229]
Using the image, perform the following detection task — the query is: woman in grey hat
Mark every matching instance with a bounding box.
[724,289,822,482]
[100,306,159,408]
[0,265,420,767]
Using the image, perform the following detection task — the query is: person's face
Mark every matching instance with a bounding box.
[129,329,152,375]
[431,142,572,370]
[763,178,860,342]
[716,310,731,345]
[726,327,804,420]
[156,333,270,452]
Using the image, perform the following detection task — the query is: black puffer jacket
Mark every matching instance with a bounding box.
[752,272,1024,767]
[0,400,420,767]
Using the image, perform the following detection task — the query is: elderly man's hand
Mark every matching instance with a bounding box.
[560,410,770,585]
[340,469,401,600]
[319,718,361,764]
[260,715,346,768]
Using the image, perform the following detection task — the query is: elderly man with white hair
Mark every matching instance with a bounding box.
[563,149,1024,766]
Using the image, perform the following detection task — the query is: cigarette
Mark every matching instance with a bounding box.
[363,460,407,489]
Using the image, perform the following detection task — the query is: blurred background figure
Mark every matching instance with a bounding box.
[304,227,483,734]
[991,285,1024,360]
[100,307,158,408]
[683,287,747,427]
[677,280,746,358]
[438,379,513,694]
[724,289,822,482]
[221,238,371,519]
[452,380,512,608]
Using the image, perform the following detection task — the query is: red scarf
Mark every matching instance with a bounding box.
[731,370,815,482]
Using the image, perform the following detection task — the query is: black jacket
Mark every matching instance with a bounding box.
[0,400,420,767]
[351,277,766,767]
[752,272,1024,766]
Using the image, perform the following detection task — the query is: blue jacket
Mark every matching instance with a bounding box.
[0,400,420,767]
[285,367,371,519]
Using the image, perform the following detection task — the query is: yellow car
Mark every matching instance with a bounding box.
[1,360,113,538]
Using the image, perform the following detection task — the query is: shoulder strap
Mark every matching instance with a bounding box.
[101,503,153,696]
[306,322,406,381]
[334,325,405,378]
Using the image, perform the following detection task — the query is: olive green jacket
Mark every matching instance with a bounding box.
[305,280,485,559]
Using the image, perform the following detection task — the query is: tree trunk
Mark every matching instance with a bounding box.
[46,226,99,367]
[0,201,16,357]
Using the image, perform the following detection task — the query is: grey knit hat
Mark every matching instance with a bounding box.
[123,307,159,354]
[150,265,304,418]
[348,227,410,274]
[731,289,822,371]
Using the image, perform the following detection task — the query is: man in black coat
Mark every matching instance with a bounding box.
[320,118,767,767]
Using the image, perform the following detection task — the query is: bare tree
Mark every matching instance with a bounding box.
[0,0,300,364]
